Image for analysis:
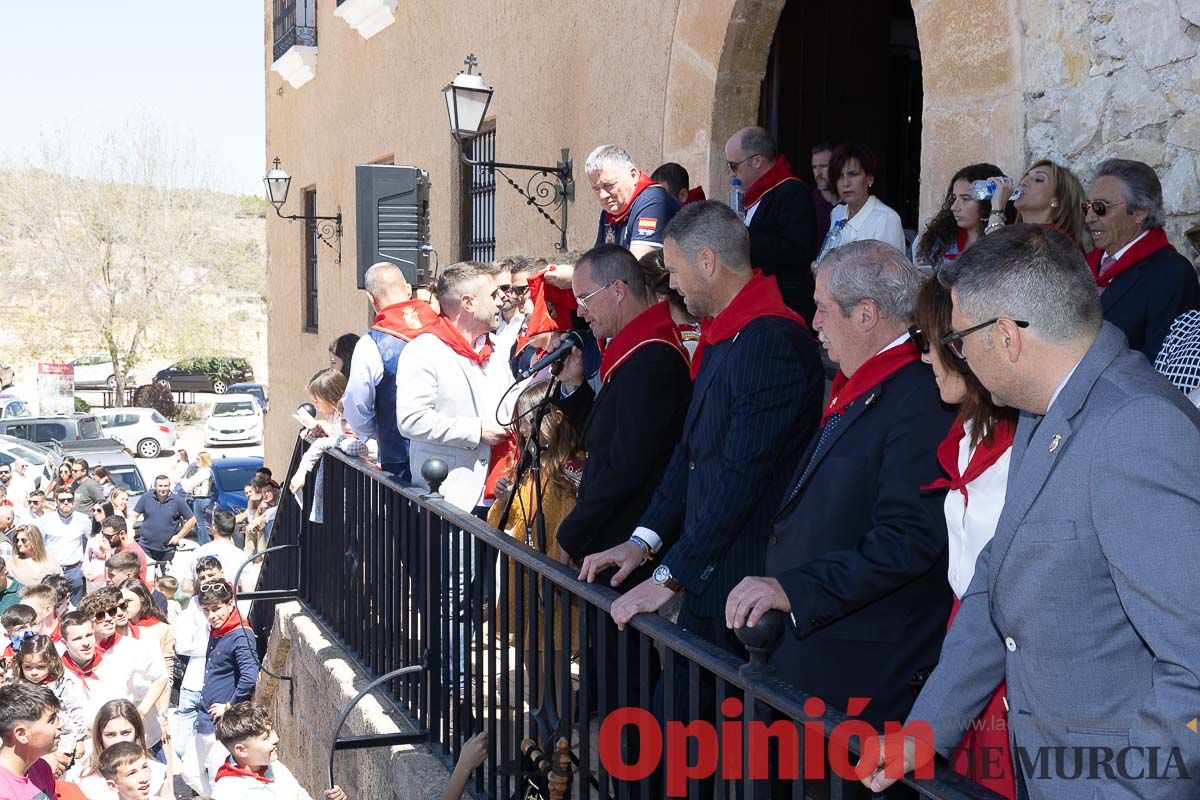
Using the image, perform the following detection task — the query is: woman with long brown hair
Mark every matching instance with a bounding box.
[7,525,61,586]
[77,698,173,798]
[910,276,1017,800]
[989,159,1088,249]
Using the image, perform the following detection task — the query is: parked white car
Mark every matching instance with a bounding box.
[0,395,31,419]
[204,394,263,446]
[69,354,136,389]
[93,407,176,458]
[0,434,55,488]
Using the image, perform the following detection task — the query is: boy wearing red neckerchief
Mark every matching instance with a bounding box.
[212,702,346,800]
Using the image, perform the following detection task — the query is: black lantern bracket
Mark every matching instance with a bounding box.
[446,55,574,251]
[264,157,344,264]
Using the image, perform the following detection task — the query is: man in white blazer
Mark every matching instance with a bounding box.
[396,260,514,514]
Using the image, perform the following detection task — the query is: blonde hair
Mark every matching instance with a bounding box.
[308,368,347,412]
[197,451,213,469]
[12,525,51,565]
[1020,159,1087,250]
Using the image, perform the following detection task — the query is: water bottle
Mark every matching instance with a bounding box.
[970,179,1021,202]
[730,178,745,220]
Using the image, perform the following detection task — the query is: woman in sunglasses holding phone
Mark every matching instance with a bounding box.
[908,276,1018,799]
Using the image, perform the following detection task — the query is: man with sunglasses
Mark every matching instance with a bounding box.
[491,256,534,373]
[865,224,1200,798]
[16,490,46,527]
[1083,158,1200,361]
[70,459,103,516]
[37,489,90,605]
[723,126,819,321]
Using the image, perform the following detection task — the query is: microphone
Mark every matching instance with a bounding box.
[516,331,582,380]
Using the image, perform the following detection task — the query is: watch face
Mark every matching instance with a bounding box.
[653,565,670,584]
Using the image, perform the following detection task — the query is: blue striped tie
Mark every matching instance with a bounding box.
[785,411,844,504]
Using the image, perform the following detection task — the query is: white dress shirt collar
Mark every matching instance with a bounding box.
[1108,229,1150,261]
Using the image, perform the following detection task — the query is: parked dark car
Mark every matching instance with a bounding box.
[229,382,269,413]
[0,414,104,445]
[153,357,254,395]
[211,456,264,516]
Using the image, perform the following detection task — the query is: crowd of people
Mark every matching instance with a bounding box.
[0,449,341,798]
[6,125,1199,799]
[306,129,1200,799]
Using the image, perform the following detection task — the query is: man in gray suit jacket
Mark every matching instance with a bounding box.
[864,224,1200,799]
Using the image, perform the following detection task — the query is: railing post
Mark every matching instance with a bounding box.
[735,609,784,679]
[420,458,448,746]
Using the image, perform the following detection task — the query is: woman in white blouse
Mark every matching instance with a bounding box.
[910,276,1017,800]
[818,143,906,257]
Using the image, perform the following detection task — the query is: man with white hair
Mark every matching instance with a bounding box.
[586,144,680,258]
[343,261,437,482]
[726,239,956,735]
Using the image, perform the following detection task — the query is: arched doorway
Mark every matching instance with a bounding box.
[660,0,1025,234]
[758,0,923,229]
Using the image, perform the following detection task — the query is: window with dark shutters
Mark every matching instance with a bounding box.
[303,188,319,332]
[460,124,496,263]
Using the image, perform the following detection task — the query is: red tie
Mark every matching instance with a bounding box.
[1097,255,1118,294]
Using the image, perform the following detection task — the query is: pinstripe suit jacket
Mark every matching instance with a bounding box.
[641,316,823,621]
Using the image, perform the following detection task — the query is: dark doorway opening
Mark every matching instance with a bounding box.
[759,0,923,231]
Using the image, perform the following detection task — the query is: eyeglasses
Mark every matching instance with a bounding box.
[1081,200,1126,217]
[575,281,616,311]
[72,467,86,474]
[940,318,1030,359]
[907,325,930,355]
[727,154,758,172]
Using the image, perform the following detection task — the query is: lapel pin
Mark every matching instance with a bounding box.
[1049,434,1061,453]
[864,393,877,407]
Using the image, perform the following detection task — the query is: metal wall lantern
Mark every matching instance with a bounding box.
[264,157,344,263]
[443,54,573,251]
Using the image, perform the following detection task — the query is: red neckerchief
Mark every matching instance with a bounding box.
[922,417,1016,505]
[824,341,921,424]
[420,317,493,366]
[62,651,104,689]
[124,625,139,640]
[135,617,163,630]
[214,758,273,785]
[691,271,805,380]
[1086,227,1175,288]
[600,301,689,384]
[96,631,122,654]
[48,620,62,643]
[683,186,706,205]
[371,299,439,342]
[211,610,252,638]
[605,171,656,225]
[744,155,802,208]
[947,228,970,261]
[524,270,577,338]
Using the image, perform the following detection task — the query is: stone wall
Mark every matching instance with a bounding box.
[1021,0,1200,247]
[257,602,450,800]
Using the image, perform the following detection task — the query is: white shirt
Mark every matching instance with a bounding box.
[189,539,250,591]
[38,510,90,566]
[1107,229,1150,262]
[211,759,312,800]
[944,419,1011,597]
[105,632,168,745]
[343,334,385,441]
[494,310,526,358]
[1047,360,1083,413]
[175,599,209,691]
[826,195,906,255]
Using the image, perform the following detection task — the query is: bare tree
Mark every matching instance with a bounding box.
[0,121,264,406]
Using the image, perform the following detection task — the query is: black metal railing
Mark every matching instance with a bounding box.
[255,436,1002,799]
[272,0,318,63]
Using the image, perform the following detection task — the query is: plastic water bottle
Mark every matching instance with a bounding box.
[970,179,1021,202]
[730,178,745,221]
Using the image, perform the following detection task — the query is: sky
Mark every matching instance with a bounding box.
[0,1,265,196]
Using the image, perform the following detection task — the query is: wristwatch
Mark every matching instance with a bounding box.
[653,564,683,593]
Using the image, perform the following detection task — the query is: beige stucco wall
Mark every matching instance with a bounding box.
[265,0,1198,469]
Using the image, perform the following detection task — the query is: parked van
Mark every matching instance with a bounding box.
[0,414,103,445]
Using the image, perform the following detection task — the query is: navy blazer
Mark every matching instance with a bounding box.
[1101,245,1200,361]
[641,317,823,622]
[767,359,956,729]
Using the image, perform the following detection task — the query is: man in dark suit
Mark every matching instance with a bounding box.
[580,200,823,662]
[726,239,956,735]
[554,244,692,582]
[1085,158,1200,361]
[724,127,819,321]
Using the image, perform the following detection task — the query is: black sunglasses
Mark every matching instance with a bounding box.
[940,318,1030,359]
[1081,200,1126,217]
[907,325,930,354]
